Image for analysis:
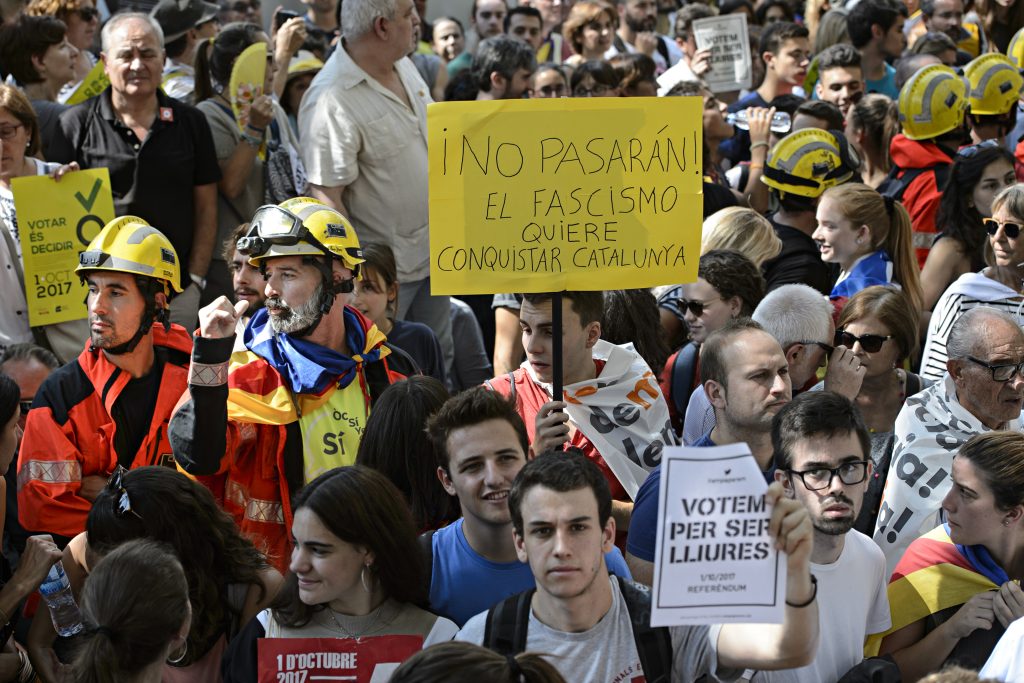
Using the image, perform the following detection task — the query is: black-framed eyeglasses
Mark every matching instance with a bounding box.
[983,218,1023,239]
[106,466,142,519]
[834,330,894,353]
[18,401,32,417]
[787,460,870,491]
[573,83,611,97]
[797,340,834,355]
[966,355,1024,382]
[957,139,1001,158]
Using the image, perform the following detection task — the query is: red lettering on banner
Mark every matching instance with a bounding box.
[257,635,423,683]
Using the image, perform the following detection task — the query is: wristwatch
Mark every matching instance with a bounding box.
[190,273,207,290]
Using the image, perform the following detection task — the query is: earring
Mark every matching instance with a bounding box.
[855,238,863,245]
[166,638,188,665]
[1003,519,1011,527]
[361,564,372,593]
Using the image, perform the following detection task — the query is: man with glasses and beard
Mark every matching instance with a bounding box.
[876,306,1024,575]
[757,391,890,682]
[170,197,417,571]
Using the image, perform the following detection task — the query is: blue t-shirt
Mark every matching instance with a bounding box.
[429,518,632,626]
[866,63,898,100]
[626,433,778,562]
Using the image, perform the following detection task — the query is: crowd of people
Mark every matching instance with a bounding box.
[1,0,1024,678]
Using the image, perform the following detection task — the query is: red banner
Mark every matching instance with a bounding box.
[257,636,423,683]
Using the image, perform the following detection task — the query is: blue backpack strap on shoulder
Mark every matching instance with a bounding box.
[670,342,699,416]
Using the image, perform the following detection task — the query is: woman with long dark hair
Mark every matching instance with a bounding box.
[27,467,281,682]
[223,466,458,682]
[920,141,1016,313]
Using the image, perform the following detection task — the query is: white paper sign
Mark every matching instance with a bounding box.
[651,443,786,626]
[692,14,753,93]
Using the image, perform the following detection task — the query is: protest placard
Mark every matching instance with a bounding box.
[427,97,703,295]
[257,635,423,683]
[65,61,110,105]
[12,169,115,326]
[230,43,268,159]
[651,443,786,626]
[692,14,753,94]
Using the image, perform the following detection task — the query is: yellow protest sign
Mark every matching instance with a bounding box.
[230,43,268,159]
[428,97,703,295]
[65,61,110,105]
[12,168,115,326]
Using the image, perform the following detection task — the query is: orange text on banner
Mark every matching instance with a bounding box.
[12,168,115,326]
[427,97,704,295]
[257,635,423,683]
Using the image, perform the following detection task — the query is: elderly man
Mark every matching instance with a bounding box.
[299,0,452,374]
[48,12,220,329]
[875,307,1024,574]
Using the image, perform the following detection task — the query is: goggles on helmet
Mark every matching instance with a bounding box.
[236,205,345,262]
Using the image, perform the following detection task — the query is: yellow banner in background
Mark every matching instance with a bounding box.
[12,169,115,326]
[65,61,110,105]
[428,97,704,295]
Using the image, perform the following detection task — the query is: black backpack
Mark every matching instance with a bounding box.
[877,163,951,202]
[481,576,674,683]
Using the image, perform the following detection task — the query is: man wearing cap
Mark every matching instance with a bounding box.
[16,218,192,543]
[170,197,418,570]
[151,0,220,105]
[47,12,221,331]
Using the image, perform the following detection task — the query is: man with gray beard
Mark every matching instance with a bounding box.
[755,391,891,682]
[169,197,418,570]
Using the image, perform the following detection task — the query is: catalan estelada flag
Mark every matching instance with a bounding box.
[865,524,1004,656]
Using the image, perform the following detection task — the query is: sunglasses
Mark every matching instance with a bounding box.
[106,466,142,519]
[76,6,99,20]
[834,330,893,353]
[957,139,1001,158]
[673,297,722,318]
[797,340,835,355]
[983,218,1023,239]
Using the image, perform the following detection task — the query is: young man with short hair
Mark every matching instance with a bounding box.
[847,0,906,99]
[504,5,543,53]
[425,387,630,626]
[487,291,672,531]
[223,223,266,319]
[814,44,864,119]
[722,22,810,164]
[457,451,819,681]
[628,319,792,584]
[762,391,890,682]
[473,35,536,100]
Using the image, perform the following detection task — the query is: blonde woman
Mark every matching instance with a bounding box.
[701,206,783,266]
[813,183,924,314]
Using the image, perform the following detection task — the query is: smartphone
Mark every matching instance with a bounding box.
[274,9,299,30]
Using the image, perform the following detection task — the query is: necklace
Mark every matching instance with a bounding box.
[324,602,393,641]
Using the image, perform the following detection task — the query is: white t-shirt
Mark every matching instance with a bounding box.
[750,531,890,683]
[980,615,1024,682]
[456,577,740,682]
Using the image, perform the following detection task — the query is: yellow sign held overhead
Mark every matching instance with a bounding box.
[428,97,704,295]
[230,43,268,159]
[12,168,115,326]
[65,61,110,105]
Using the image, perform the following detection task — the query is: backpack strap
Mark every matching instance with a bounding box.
[484,370,518,404]
[617,576,674,683]
[656,36,671,66]
[418,529,435,601]
[483,589,535,656]
[670,342,699,417]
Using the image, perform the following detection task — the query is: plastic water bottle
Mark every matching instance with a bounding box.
[39,562,83,637]
[727,110,792,134]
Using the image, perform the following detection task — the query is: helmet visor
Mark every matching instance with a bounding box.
[236,205,334,260]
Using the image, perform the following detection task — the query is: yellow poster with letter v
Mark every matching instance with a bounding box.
[428,97,704,295]
[12,168,115,326]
